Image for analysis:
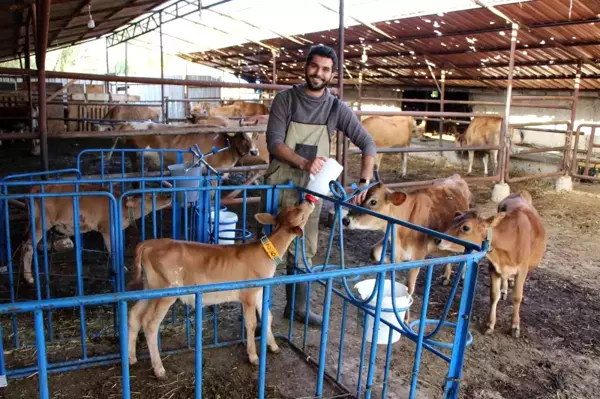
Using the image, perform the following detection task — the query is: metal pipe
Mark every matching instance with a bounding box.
[347,145,500,154]
[354,110,500,118]
[583,127,596,177]
[25,13,33,133]
[509,120,571,128]
[357,69,363,111]
[499,23,519,185]
[506,171,564,183]
[564,61,582,174]
[0,125,267,140]
[383,175,499,189]
[272,51,277,84]
[36,0,51,171]
[159,12,165,124]
[512,95,575,101]
[439,70,445,149]
[512,146,566,155]
[0,67,292,91]
[338,0,346,186]
[105,38,109,93]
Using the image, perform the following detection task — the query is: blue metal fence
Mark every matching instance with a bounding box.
[0,159,488,398]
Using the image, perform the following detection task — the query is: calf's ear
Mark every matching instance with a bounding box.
[389,191,407,206]
[486,212,507,228]
[255,213,277,225]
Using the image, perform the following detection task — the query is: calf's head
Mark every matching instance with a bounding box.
[343,183,408,231]
[223,132,259,157]
[255,198,316,236]
[436,210,506,253]
[123,193,172,222]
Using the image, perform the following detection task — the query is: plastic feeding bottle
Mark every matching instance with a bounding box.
[305,158,344,197]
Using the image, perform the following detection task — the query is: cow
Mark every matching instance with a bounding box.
[190,100,269,120]
[435,190,546,338]
[126,196,317,379]
[454,116,523,176]
[21,183,172,284]
[93,105,161,132]
[236,115,270,166]
[115,120,259,176]
[348,116,426,177]
[342,173,472,319]
[0,105,40,156]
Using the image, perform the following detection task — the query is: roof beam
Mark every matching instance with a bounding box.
[105,0,231,48]
[49,0,89,46]
[73,0,143,45]
[49,0,162,22]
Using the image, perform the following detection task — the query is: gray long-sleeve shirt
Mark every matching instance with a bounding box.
[266,83,377,161]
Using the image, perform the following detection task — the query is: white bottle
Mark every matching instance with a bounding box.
[306,158,344,197]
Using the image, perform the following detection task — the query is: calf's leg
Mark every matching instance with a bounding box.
[22,224,46,284]
[511,269,527,338]
[500,278,508,300]
[482,153,489,176]
[142,297,176,379]
[255,290,280,354]
[401,152,408,177]
[485,267,502,335]
[467,150,474,175]
[242,297,259,365]
[128,299,150,365]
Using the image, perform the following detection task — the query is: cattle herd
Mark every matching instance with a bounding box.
[11,99,548,381]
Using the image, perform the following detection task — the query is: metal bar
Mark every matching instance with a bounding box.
[583,127,596,177]
[338,0,346,187]
[512,95,575,101]
[25,17,33,133]
[512,146,565,155]
[348,145,500,154]
[35,309,49,399]
[499,23,519,185]
[383,175,499,189]
[439,70,445,149]
[509,120,571,128]
[159,12,165,123]
[571,173,600,181]
[195,293,203,399]
[36,0,50,171]
[354,110,501,118]
[0,67,292,91]
[564,62,582,174]
[506,171,564,183]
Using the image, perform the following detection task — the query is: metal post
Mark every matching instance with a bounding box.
[499,23,519,184]
[105,38,110,94]
[124,41,128,100]
[338,0,346,186]
[25,14,33,133]
[357,69,363,111]
[159,12,165,123]
[439,70,446,148]
[36,0,51,171]
[272,51,277,84]
[564,61,581,174]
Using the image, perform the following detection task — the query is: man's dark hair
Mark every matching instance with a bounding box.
[305,45,338,71]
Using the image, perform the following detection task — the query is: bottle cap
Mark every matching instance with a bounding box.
[305,194,319,204]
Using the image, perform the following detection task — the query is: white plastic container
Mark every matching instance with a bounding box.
[210,210,238,244]
[354,279,413,344]
[305,158,344,197]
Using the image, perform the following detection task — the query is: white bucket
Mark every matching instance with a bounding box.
[168,162,202,204]
[354,279,413,344]
[210,210,238,244]
[305,158,344,197]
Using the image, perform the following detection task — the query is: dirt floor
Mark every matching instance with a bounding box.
[0,140,599,398]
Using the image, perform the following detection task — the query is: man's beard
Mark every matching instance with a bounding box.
[305,71,331,91]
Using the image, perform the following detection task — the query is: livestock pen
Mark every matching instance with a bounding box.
[0,145,490,398]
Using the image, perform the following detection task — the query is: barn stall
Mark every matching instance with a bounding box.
[0,0,598,398]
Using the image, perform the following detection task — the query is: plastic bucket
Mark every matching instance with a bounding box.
[305,158,344,197]
[210,210,238,244]
[354,279,413,344]
[168,163,202,204]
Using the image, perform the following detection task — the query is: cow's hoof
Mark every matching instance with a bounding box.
[249,355,259,366]
[484,327,495,336]
[25,275,34,285]
[269,345,281,354]
[442,278,451,286]
[154,367,167,380]
[500,292,507,301]
[129,356,138,366]
[511,327,520,338]
[508,280,515,288]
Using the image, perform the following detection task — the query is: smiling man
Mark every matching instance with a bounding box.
[263,45,376,326]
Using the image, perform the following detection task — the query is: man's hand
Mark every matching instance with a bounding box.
[303,157,328,176]
[352,183,368,205]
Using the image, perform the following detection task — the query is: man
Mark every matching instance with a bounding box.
[263,44,376,326]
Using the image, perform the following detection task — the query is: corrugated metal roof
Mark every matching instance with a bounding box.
[184,0,600,90]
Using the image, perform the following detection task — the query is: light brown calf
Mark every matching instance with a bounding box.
[21,184,172,284]
[342,174,472,318]
[127,198,316,379]
[190,100,269,119]
[437,191,547,338]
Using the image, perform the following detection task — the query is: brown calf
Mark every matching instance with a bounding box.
[21,184,172,284]
[342,174,472,318]
[127,198,316,379]
[437,191,547,338]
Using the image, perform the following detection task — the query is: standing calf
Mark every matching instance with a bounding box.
[127,197,317,379]
[21,184,172,284]
[436,191,546,338]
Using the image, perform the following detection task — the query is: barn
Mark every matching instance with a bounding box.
[0,0,598,398]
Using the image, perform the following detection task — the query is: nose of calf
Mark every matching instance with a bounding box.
[250,148,259,157]
[434,237,442,245]
[342,217,350,227]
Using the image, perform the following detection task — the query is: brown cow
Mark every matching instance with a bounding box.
[350,116,426,177]
[94,105,161,132]
[115,119,259,175]
[127,197,317,379]
[236,115,270,166]
[21,183,172,284]
[190,100,269,120]
[342,174,472,319]
[436,191,547,338]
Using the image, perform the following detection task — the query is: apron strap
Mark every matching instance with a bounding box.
[326,97,340,139]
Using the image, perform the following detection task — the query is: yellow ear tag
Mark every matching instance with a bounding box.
[260,236,283,265]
